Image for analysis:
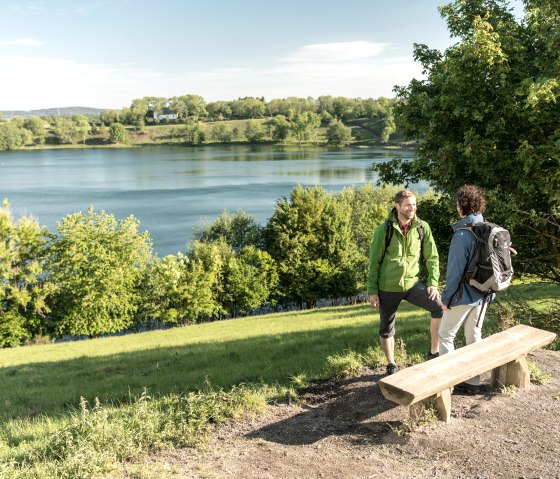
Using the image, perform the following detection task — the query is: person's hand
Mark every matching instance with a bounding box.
[369,294,380,308]
[427,286,441,301]
[441,304,450,311]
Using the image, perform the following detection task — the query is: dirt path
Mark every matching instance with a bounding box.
[120,349,560,478]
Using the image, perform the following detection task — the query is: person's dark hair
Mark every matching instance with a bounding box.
[456,185,486,216]
[394,189,415,205]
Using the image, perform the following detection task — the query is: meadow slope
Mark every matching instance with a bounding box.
[109,348,560,479]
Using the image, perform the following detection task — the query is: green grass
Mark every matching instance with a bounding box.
[0,281,557,478]
[0,302,430,422]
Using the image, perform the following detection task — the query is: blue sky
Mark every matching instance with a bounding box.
[1,0,460,111]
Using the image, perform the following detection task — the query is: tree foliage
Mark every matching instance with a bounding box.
[0,204,54,346]
[375,0,560,281]
[194,209,264,251]
[265,185,364,307]
[139,253,218,326]
[326,119,353,145]
[48,208,152,337]
[109,122,126,144]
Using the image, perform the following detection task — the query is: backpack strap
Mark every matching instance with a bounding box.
[417,219,425,265]
[379,219,393,264]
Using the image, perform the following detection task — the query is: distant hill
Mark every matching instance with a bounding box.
[1,106,105,119]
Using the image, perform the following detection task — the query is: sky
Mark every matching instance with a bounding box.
[0,0,461,111]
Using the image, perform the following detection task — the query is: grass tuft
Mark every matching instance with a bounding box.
[326,350,362,379]
[528,361,552,385]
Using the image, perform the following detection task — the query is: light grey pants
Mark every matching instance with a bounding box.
[438,303,486,386]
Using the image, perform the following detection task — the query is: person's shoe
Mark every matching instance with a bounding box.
[452,381,480,395]
[386,363,398,375]
[427,351,439,360]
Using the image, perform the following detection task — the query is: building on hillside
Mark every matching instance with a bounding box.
[153,108,178,121]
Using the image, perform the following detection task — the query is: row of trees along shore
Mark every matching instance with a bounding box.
[0,95,399,150]
[0,184,404,347]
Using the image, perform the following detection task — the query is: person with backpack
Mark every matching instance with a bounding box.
[368,189,443,376]
[439,185,496,394]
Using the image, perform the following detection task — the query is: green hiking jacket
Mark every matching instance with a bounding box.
[367,210,439,295]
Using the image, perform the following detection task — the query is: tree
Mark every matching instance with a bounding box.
[23,116,47,145]
[48,208,152,337]
[193,209,264,251]
[169,94,207,121]
[271,115,291,142]
[326,119,353,145]
[109,122,127,144]
[183,121,206,145]
[0,203,55,346]
[72,114,91,144]
[206,101,232,120]
[221,246,278,317]
[210,123,233,143]
[291,111,321,144]
[244,120,265,143]
[100,109,122,126]
[265,185,362,308]
[230,97,266,119]
[138,253,218,326]
[0,120,32,150]
[375,0,560,282]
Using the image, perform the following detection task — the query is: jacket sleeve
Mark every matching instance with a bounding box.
[367,224,385,295]
[441,231,471,306]
[422,221,440,288]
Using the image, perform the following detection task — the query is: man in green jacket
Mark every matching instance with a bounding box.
[368,190,443,375]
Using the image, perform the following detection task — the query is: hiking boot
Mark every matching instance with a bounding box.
[452,381,480,395]
[427,351,439,360]
[386,363,398,375]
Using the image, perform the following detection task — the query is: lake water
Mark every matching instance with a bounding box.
[0,145,426,256]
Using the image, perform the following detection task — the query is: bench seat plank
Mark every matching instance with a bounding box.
[378,325,556,407]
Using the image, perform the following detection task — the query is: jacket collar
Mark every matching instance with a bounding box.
[452,212,484,231]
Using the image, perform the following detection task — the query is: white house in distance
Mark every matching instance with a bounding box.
[153,108,178,121]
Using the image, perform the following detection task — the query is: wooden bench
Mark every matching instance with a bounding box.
[378,324,557,423]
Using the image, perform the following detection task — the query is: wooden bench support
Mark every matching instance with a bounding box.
[378,325,556,423]
[491,356,530,390]
[409,388,452,423]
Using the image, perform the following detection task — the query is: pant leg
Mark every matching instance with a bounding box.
[404,282,444,319]
[438,304,480,355]
[378,290,406,338]
[462,303,486,386]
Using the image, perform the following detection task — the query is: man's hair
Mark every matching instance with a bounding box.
[456,185,486,216]
[394,189,415,205]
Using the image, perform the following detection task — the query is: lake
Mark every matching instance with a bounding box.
[0,145,426,256]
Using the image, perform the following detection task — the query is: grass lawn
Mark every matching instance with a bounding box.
[0,281,557,478]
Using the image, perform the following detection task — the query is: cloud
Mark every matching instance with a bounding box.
[0,56,160,110]
[0,41,423,110]
[0,38,44,46]
[183,42,422,101]
[280,41,388,63]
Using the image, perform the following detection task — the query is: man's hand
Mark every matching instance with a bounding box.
[427,286,441,301]
[369,294,380,308]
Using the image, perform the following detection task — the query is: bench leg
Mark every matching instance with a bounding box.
[409,388,452,424]
[434,388,452,423]
[491,356,530,390]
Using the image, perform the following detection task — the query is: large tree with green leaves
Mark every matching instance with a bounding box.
[375,0,560,282]
[265,185,363,308]
[0,204,55,346]
[138,253,218,326]
[47,208,153,337]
